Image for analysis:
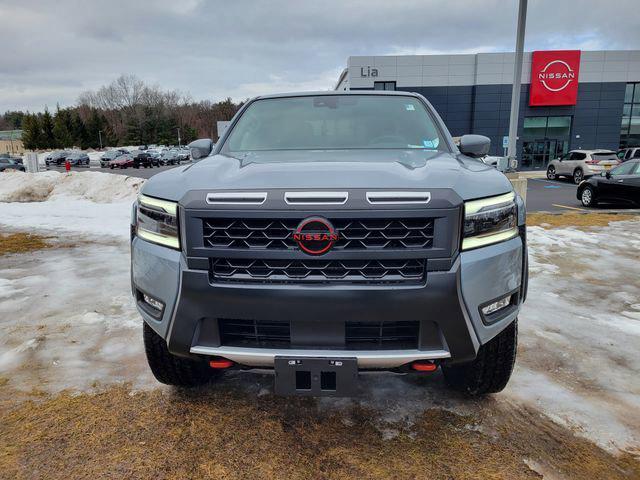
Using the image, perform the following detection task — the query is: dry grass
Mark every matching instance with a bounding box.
[1,383,638,480]
[0,232,51,255]
[527,212,639,229]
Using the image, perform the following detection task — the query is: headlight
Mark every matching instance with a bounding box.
[462,192,518,250]
[136,194,180,249]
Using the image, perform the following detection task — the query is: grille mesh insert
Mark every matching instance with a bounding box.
[217,319,420,350]
[203,217,435,250]
[211,258,425,284]
[345,321,420,350]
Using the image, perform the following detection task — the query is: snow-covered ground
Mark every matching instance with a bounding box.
[0,171,638,456]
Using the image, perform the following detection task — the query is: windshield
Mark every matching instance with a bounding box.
[224,95,446,152]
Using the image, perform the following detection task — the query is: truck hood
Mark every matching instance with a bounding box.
[141,149,513,202]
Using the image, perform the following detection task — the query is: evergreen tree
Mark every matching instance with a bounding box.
[71,112,88,149]
[53,107,73,148]
[182,125,197,144]
[21,114,43,150]
[41,108,56,148]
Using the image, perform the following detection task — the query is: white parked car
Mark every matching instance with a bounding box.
[546,149,620,184]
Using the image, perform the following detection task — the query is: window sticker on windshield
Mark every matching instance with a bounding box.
[422,138,439,149]
[405,104,415,111]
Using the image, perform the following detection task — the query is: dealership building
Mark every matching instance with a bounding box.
[335,50,640,169]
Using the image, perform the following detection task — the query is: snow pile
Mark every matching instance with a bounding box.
[0,171,144,239]
[0,170,144,203]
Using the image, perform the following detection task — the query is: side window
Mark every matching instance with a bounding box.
[633,149,640,159]
[632,163,640,175]
[612,162,636,175]
[560,152,571,161]
[570,152,586,160]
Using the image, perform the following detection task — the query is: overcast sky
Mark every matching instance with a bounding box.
[2,0,640,113]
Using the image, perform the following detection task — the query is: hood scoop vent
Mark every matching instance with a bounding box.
[206,192,267,205]
[366,191,431,205]
[284,191,349,205]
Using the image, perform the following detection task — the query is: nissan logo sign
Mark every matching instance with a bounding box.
[293,217,339,255]
[529,50,581,106]
[538,60,575,92]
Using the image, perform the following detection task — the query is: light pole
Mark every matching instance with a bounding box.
[176,127,181,147]
[507,0,528,167]
[98,130,103,150]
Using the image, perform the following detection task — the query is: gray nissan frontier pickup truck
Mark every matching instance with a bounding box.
[131,91,527,396]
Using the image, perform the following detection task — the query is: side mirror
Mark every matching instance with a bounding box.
[188,138,214,160]
[459,134,491,158]
[605,171,612,179]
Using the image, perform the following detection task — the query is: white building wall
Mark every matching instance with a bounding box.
[344,51,640,89]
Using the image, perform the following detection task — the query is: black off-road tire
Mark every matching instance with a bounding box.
[143,322,212,387]
[442,319,517,396]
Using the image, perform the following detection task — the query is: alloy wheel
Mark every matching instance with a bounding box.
[547,167,556,180]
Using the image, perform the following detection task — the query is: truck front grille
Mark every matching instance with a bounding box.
[210,258,425,284]
[218,319,420,350]
[203,217,435,250]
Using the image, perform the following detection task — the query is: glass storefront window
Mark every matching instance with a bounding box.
[523,117,547,137]
[621,83,640,148]
[521,116,572,169]
[625,83,635,103]
[546,116,572,137]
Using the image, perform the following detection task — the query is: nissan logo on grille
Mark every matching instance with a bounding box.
[293,217,339,255]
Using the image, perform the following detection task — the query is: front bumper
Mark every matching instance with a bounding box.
[132,235,524,368]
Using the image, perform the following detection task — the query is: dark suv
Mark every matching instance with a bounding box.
[45,150,70,166]
[132,150,154,168]
[131,92,527,397]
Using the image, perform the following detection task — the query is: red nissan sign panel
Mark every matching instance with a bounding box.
[529,50,581,106]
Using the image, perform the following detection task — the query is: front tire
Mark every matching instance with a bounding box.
[546,166,557,180]
[143,322,213,387]
[573,168,584,184]
[442,319,517,396]
[580,185,597,207]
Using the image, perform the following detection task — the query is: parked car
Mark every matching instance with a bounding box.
[577,159,640,207]
[100,149,130,168]
[159,150,179,165]
[0,158,25,172]
[546,149,620,184]
[133,91,527,396]
[176,147,191,162]
[0,153,23,164]
[617,147,640,162]
[146,150,161,166]
[45,150,70,166]
[65,152,90,166]
[109,153,134,169]
[132,150,154,168]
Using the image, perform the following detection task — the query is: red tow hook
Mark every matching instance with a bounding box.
[411,360,438,372]
[209,357,234,369]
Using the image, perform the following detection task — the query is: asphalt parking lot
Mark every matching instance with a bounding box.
[45,164,631,213]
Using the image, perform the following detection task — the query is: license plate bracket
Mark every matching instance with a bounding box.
[274,357,358,397]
